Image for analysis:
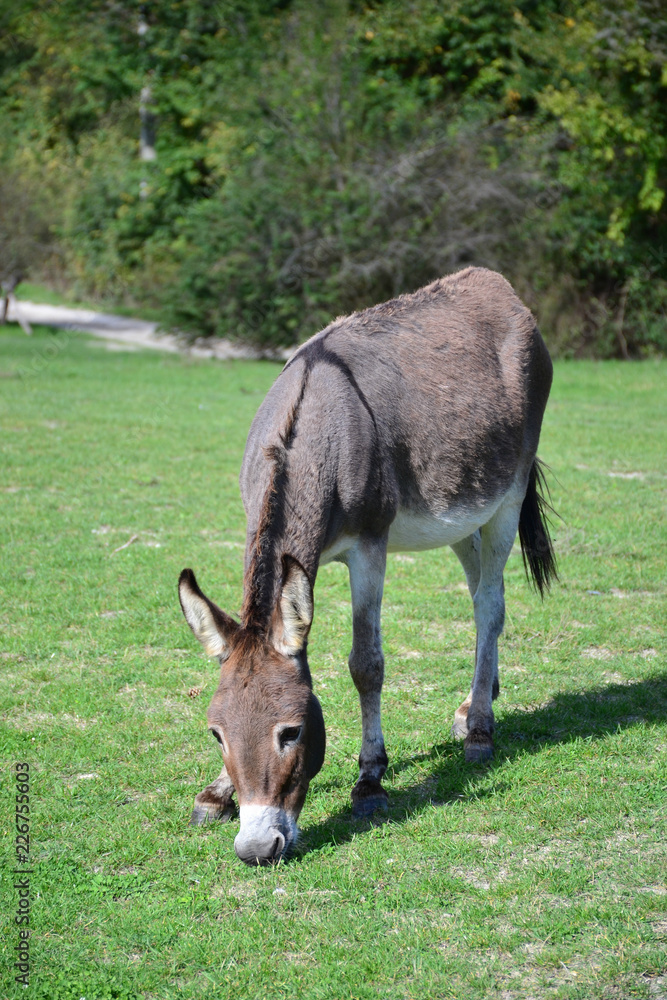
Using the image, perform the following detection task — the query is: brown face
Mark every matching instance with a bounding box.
[178,558,325,865]
[207,643,325,864]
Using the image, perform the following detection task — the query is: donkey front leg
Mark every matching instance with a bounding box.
[346,537,389,817]
[463,501,521,762]
[190,765,236,825]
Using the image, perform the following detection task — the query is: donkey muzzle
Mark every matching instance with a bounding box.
[234,805,297,866]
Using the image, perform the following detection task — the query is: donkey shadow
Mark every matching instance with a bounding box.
[296,671,667,858]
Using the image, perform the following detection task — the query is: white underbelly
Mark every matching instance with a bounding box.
[387,502,499,552]
[320,498,501,564]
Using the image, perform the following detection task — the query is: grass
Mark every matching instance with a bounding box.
[11,282,84,308]
[1,323,665,1000]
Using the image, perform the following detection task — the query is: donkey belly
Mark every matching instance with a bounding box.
[387,501,502,552]
[320,497,504,565]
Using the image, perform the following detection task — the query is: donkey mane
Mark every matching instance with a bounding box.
[241,330,393,636]
[240,371,311,633]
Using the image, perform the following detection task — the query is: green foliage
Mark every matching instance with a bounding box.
[0,166,55,286]
[533,1,667,354]
[0,0,665,354]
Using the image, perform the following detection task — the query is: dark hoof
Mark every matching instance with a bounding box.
[189,800,235,825]
[351,778,388,818]
[464,738,494,763]
[352,795,388,818]
[190,806,211,826]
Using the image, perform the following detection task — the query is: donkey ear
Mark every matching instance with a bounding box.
[273,555,314,656]
[178,569,238,660]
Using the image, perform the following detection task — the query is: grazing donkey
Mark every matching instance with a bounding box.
[179,267,556,865]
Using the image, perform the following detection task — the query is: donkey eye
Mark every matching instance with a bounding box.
[209,727,225,750]
[278,725,302,751]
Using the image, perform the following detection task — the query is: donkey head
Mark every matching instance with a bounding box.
[178,557,325,865]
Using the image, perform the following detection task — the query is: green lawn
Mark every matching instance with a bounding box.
[1,325,665,1000]
[12,283,92,310]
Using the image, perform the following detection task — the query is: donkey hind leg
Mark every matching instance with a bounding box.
[190,765,236,825]
[450,530,502,740]
[463,499,522,763]
[346,537,389,818]
[450,530,481,740]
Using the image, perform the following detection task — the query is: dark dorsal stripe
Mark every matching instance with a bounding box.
[285,333,380,442]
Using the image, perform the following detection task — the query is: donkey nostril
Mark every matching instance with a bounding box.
[271,833,285,859]
[234,815,289,866]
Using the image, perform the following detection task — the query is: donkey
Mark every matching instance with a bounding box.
[179,266,557,866]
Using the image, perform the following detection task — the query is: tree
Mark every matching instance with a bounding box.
[0,169,54,327]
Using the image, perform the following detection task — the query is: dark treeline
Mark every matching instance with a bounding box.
[1,0,665,355]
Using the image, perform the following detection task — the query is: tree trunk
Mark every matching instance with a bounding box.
[140,84,157,163]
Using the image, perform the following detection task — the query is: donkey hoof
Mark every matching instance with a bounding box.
[451,717,469,741]
[351,779,388,818]
[463,737,494,764]
[190,806,212,826]
[352,795,388,818]
[189,801,235,825]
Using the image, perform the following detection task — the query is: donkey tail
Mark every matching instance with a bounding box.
[518,458,558,598]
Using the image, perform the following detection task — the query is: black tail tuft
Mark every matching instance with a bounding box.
[518,458,558,599]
